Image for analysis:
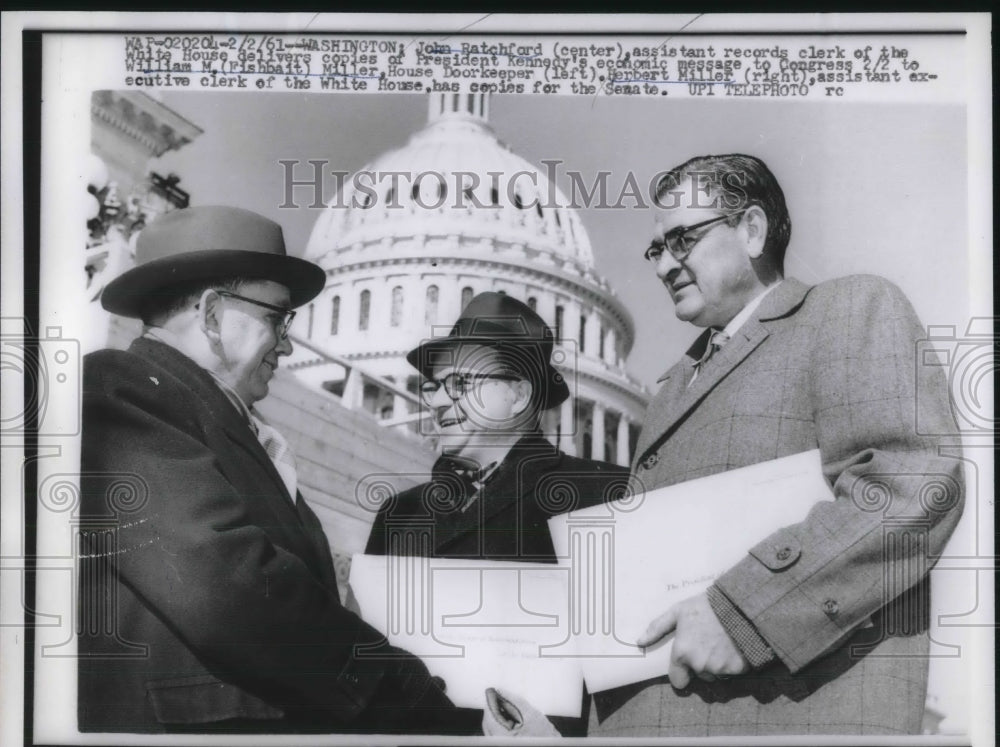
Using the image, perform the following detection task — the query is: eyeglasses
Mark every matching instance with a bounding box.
[216,290,296,338]
[419,372,521,405]
[643,210,747,264]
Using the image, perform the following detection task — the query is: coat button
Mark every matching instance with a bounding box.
[344,673,359,685]
[776,547,792,561]
[822,599,839,617]
[641,453,659,470]
[431,675,447,693]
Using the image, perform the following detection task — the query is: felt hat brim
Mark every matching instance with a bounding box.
[407,335,570,410]
[101,249,326,318]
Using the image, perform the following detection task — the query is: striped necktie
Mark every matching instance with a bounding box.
[690,329,730,386]
[432,455,499,512]
[249,411,298,503]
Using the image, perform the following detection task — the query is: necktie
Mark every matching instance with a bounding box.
[197,365,299,503]
[250,412,298,503]
[690,329,730,385]
[431,455,499,512]
[333,553,363,615]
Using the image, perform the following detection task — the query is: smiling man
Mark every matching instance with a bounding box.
[588,155,965,737]
[78,206,466,735]
[365,292,630,735]
[367,292,629,562]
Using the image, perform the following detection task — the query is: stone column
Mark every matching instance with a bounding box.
[591,402,606,461]
[393,393,410,421]
[538,291,557,331]
[559,397,576,456]
[341,365,365,411]
[443,274,463,329]
[617,413,630,467]
[587,310,601,360]
[565,300,581,354]
[405,275,423,338]
[606,326,617,366]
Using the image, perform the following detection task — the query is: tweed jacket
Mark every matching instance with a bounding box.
[366,433,630,734]
[590,275,964,737]
[77,338,458,734]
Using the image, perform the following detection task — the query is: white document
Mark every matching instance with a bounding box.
[547,449,835,693]
[349,554,584,717]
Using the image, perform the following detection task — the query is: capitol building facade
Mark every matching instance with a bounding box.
[293,94,649,466]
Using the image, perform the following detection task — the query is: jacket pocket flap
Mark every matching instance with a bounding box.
[748,535,802,571]
[146,675,284,724]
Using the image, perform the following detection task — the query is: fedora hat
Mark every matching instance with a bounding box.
[101,205,326,318]
[406,292,570,409]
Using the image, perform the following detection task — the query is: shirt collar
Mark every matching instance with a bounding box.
[143,325,185,350]
[721,282,781,338]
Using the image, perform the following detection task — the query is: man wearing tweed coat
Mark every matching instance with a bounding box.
[588,155,964,736]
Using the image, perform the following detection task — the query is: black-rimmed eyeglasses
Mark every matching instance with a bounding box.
[419,373,521,405]
[643,210,747,264]
[216,290,296,338]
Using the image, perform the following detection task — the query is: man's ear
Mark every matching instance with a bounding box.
[198,289,224,343]
[510,379,534,417]
[743,205,768,260]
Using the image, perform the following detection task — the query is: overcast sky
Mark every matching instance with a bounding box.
[155,92,969,389]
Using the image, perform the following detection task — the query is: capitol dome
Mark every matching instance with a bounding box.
[306,94,595,270]
[292,93,648,465]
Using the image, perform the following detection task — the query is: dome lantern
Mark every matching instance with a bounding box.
[429,91,490,123]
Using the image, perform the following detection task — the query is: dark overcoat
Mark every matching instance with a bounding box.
[366,433,630,561]
[78,338,460,734]
[366,433,630,734]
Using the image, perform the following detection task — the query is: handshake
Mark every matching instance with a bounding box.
[483,688,561,738]
[365,642,559,737]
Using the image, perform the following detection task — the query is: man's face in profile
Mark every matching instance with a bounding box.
[650,179,759,329]
[424,344,531,457]
[212,280,294,404]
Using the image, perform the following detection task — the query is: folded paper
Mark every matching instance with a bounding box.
[547,448,834,692]
[350,449,834,710]
[349,554,585,716]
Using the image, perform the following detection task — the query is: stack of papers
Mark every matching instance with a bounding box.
[349,449,834,713]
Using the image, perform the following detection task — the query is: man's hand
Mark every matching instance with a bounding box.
[482,688,560,737]
[636,592,751,689]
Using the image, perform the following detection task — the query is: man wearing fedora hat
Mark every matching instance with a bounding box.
[365,292,631,735]
[78,206,471,734]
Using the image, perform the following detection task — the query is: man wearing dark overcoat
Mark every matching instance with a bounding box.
[78,206,470,735]
[587,154,965,736]
[365,292,630,735]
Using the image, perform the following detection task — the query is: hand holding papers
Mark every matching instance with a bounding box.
[636,592,751,689]
[546,449,834,692]
[482,688,561,737]
[350,450,835,709]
